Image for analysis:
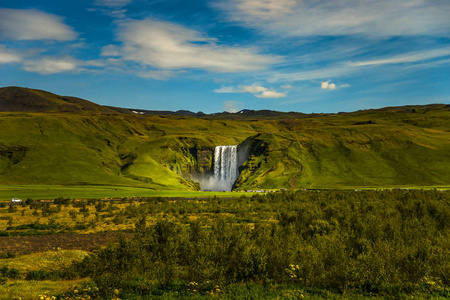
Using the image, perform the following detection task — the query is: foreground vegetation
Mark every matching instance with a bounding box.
[0,190,449,299]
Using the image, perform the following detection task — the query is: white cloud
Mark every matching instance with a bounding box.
[214,86,237,93]
[321,81,336,90]
[108,18,281,73]
[281,84,291,89]
[340,84,351,88]
[255,90,286,98]
[241,85,268,94]
[231,0,299,19]
[223,100,243,113]
[22,57,78,74]
[217,0,450,37]
[0,46,22,63]
[215,84,286,98]
[0,9,77,41]
[95,0,131,8]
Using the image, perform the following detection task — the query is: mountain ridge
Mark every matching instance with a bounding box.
[1,86,448,118]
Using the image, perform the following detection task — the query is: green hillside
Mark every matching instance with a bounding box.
[0,86,128,114]
[0,87,449,191]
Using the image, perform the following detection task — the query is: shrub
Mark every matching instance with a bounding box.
[70,190,450,298]
[26,270,56,281]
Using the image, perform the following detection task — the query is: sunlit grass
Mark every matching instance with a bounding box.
[0,184,255,201]
[0,278,88,300]
[0,250,89,274]
[0,250,90,300]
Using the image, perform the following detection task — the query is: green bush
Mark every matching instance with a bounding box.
[71,190,450,298]
[26,270,57,281]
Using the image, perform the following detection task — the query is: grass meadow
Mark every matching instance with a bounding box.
[0,184,254,202]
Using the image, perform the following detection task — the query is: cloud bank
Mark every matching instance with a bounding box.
[0,9,77,41]
[104,18,281,74]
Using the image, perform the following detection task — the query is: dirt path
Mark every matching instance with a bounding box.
[0,231,131,254]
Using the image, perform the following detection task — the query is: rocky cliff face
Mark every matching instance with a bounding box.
[196,149,214,174]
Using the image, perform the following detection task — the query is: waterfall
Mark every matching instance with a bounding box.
[214,145,238,186]
[197,145,237,191]
[197,144,247,191]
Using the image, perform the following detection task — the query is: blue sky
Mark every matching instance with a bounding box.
[0,0,449,113]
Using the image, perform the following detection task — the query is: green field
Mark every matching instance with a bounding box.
[0,184,255,201]
[1,184,450,202]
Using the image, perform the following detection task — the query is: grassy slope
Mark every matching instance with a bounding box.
[0,105,449,191]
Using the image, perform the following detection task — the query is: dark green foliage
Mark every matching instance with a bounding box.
[26,270,57,281]
[54,197,71,206]
[6,222,59,231]
[0,252,16,259]
[74,190,450,298]
[74,222,88,230]
[0,266,21,279]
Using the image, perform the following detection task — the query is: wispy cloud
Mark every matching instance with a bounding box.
[105,18,282,74]
[223,100,243,112]
[22,57,78,74]
[215,84,286,98]
[230,0,298,19]
[349,48,450,67]
[0,46,23,63]
[136,69,181,80]
[271,64,353,82]
[216,0,450,37]
[94,0,131,8]
[270,47,450,84]
[0,9,77,41]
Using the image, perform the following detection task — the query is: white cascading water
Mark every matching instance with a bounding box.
[213,145,238,191]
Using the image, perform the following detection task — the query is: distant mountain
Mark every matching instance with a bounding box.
[1,86,448,119]
[126,108,206,117]
[0,86,131,114]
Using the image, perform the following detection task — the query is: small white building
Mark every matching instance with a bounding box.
[11,198,22,203]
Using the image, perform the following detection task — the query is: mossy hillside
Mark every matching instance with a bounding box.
[0,105,449,190]
[236,121,450,189]
[0,113,263,189]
